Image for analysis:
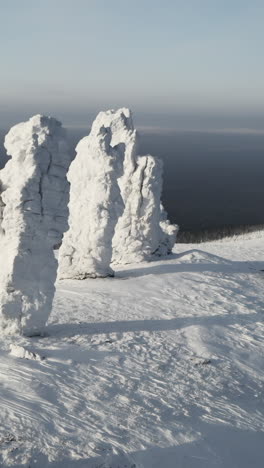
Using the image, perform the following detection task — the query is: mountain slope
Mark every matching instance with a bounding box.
[0,237,263,467]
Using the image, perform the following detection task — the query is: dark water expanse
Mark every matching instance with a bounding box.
[138,132,264,232]
[1,128,264,234]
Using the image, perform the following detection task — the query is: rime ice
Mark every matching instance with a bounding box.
[0,115,71,336]
[113,152,178,264]
[94,108,178,264]
[59,107,177,279]
[58,118,124,279]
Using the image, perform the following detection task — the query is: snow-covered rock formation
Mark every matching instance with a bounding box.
[58,119,124,279]
[92,109,138,205]
[59,107,177,278]
[158,204,179,255]
[113,152,178,264]
[0,115,71,336]
[113,154,164,264]
[93,108,177,264]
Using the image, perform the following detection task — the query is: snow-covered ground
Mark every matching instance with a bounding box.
[0,237,263,467]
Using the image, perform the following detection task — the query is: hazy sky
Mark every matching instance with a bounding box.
[1,0,264,129]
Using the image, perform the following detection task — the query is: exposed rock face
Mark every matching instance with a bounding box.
[58,120,124,279]
[0,115,71,336]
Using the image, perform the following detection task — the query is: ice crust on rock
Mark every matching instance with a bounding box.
[113,152,178,264]
[89,108,137,191]
[114,154,163,264]
[0,115,71,336]
[59,107,177,279]
[94,108,178,264]
[58,118,124,279]
[158,204,179,256]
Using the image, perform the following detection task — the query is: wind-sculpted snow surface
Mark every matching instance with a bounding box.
[0,237,264,467]
[59,120,124,279]
[0,115,71,336]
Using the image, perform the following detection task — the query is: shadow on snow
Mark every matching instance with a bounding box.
[11,423,264,467]
[46,310,263,338]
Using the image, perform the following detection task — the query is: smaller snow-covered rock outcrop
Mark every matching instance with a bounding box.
[58,118,124,279]
[157,204,179,256]
[0,115,71,336]
[113,154,178,264]
[9,344,44,361]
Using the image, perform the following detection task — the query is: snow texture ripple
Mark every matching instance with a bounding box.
[0,237,263,467]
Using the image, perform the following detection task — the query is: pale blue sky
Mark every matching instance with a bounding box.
[1,0,264,129]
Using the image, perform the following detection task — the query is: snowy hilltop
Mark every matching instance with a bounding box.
[0,236,263,467]
[0,110,263,467]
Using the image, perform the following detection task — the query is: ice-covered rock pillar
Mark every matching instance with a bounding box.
[0,115,71,336]
[58,121,124,279]
[113,154,177,264]
[90,108,138,200]
[115,154,164,263]
[95,108,178,264]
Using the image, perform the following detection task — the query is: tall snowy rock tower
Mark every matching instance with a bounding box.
[94,108,178,265]
[59,108,177,278]
[58,117,124,279]
[0,115,71,336]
